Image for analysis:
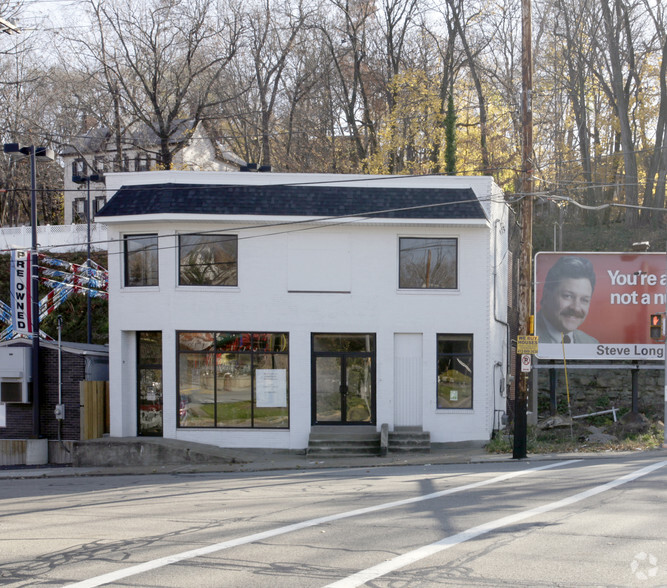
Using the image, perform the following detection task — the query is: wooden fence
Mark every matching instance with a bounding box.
[80,381,109,440]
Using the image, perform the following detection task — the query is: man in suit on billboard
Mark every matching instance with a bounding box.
[536,256,599,344]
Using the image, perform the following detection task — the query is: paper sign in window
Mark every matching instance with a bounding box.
[256,369,287,407]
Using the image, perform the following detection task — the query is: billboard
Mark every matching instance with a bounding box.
[534,252,666,360]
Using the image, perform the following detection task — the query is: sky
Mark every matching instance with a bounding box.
[4,0,81,32]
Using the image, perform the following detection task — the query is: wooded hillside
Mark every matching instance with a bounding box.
[1,0,666,233]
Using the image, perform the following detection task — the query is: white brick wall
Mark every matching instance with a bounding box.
[104,172,510,449]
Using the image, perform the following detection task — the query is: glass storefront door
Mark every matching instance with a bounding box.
[312,334,375,425]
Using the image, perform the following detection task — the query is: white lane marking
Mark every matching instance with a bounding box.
[64,460,578,587]
[326,459,667,588]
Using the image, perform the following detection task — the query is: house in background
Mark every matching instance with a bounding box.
[97,171,512,451]
[61,120,246,224]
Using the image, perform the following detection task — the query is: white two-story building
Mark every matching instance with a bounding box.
[98,171,512,450]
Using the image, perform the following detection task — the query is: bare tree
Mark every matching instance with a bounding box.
[0,5,62,226]
[318,0,382,170]
[90,0,241,168]
[541,0,602,223]
[594,0,641,226]
[242,0,311,167]
[423,2,463,173]
[380,0,419,172]
[276,32,325,170]
[640,0,667,223]
[445,0,491,174]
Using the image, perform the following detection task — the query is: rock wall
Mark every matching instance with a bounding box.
[536,367,664,419]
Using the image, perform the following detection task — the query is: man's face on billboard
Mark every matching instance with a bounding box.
[542,277,593,334]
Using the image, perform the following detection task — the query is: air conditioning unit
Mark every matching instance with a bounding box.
[0,347,31,404]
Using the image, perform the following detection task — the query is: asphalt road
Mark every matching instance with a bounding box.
[1,455,666,587]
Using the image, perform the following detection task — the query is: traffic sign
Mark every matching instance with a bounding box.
[521,354,532,372]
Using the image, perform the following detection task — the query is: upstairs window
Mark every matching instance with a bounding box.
[135,154,152,172]
[93,155,105,174]
[124,234,159,287]
[72,198,87,223]
[72,158,87,178]
[93,196,106,215]
[399,237,457,289]
[179,234,238,286]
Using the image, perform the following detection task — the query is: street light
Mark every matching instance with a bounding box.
[72,172,105,345]
[3,143,55,438]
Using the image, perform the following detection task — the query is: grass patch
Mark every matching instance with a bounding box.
[486,422,664,454]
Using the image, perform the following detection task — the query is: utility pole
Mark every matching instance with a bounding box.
[29,146,40,438]
[514,0,533,459]
[73,172,104,344]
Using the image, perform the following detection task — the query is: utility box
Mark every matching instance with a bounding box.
[0,347,31,403]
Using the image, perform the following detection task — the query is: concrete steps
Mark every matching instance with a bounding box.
[388,427,431,453]
[307,426,381,457]
[307,426,431,456]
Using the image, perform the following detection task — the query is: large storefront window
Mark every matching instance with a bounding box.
[178,332,289,428]
[437,334,473,409]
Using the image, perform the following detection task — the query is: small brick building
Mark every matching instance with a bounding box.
[0,340,108,441]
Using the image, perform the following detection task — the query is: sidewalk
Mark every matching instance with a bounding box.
[2,441,665,479]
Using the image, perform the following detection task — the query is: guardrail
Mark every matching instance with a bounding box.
[0,223,108,253]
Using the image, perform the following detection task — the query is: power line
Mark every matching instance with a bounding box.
[3,178,666,256]
[0,191,511,256]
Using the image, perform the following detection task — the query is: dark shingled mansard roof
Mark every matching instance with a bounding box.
[97,182,486,220]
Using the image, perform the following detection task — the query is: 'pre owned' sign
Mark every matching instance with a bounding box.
[10,249,32,336]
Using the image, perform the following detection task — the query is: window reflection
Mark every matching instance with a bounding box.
[138,331,162,436]
[437,334,473,409]
[125,234,158,287]
[399,237,457,289]
[178,332,289,429]
[179,234,238,286]
[313,334,373,353]
[179,352,215,427]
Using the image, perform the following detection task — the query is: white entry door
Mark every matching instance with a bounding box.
[393,333,423,427]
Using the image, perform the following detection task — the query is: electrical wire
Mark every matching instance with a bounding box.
[0,168,516,254]
[4,181,665,257]
[0,192,510,257]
